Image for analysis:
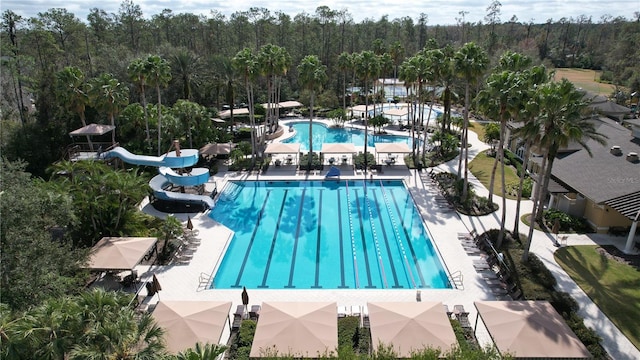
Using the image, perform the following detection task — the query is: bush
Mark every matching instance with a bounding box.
[353,152,375,170]
[544,209,591,233]
[337,316,360,349]
[299,152,323,171]
[228,320,256,360]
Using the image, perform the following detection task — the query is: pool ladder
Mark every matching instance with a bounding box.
[363,181,388,289]
[379,180,417,288]
[344,181,360,289]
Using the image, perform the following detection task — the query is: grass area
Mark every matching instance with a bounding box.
[468,121,486,142]
[554,246,640,350]
[468,150,519,200]
[553,68,618,96]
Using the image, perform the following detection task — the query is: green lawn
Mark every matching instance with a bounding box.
[468,150,519,199]
[554,246,640,350]
[468,121,486,141]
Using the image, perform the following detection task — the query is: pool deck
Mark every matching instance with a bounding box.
[135,119,639,359]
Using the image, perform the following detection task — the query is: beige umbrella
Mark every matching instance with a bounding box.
[368,302,457,357]
[250,302,337,358]
[475,301,591,359]
[87,237,157,271]
[153,301,232,354]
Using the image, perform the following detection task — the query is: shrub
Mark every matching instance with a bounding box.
[544,209,591,233]
[299,152,322,171]
[337,316,360,350]
[353,152,375,170]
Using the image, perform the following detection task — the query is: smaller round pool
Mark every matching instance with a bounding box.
[283,121,419,151]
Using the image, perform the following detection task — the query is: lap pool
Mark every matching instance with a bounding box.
[209,180,451,290]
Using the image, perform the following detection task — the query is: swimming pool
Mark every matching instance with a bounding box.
[209,180,451,290]
[283,121,418,151]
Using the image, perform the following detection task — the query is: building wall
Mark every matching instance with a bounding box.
[583,199,632,233]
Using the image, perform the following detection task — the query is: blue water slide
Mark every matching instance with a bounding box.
[101,147,199,168]
[159,167,210,187]
[149,175,214,209]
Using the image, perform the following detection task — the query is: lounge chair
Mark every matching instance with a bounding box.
[443,304,453,318]
[337,305,349,318]
[250,305,261,321]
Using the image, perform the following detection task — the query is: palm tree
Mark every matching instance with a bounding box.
[337,52,352,112]
[89,73,129,144]
[171,48,202,101]
[355,51,380,172]
[176,343,227,360]
[477,70,523,248]
[127,58,151,141]
[510,65,549,237]
[258,44,290,135]
[454,42,489,201]
[298,55,328,170]
[522,79,607,261]
[389,41,404,98]
[232,48,258,165]
[146,55,172,156]
[55,66,92,149]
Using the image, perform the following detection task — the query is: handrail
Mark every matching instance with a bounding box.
[379,180,417,288]
[345,181,360,289]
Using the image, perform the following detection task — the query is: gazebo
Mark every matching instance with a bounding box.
[69,123,116,154]
[321,143,356,165]
[264,142,301,165]
[250,302,338,358]
[374,143,411,165]
[474,301,591,359]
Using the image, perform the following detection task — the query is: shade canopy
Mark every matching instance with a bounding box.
[211,118,226,123]
[264,142,301,154]
[262,101,303,108]
[383,108,409,117]
[87,237,157,271]
[199,142,235,156]
[375,143,411,154]
[69,123,115,136]
[153,301,231,354]
[475,301,591,359]
[219,108,250,119]
[250,302,338,358]
[321,143,356,154]
[368,302,457,357]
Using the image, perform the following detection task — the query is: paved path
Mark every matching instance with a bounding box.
[135,120,638,358]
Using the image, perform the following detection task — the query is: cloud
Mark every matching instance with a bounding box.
[3,0,637,25]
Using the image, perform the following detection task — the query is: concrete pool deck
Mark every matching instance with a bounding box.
[134,121,639,359]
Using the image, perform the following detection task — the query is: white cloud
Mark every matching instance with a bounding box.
[3,0,637,25]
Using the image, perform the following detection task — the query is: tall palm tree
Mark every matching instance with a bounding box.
[298,55,328,170]
[89,73,130,144]
[522,79,607,261]
[477,70,523,248]
[454,42,488,201]
[146,55,172,156]
[510,65,549,237]
[127,58,151,141]
[171,48,202,101]
[55,66,92,149]
[337,52,352,112]
[258,44,290,135]
[232,48,258,165]
[355,51,380,172]
[389,41,404,98]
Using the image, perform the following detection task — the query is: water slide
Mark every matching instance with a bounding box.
[101,146,215,209]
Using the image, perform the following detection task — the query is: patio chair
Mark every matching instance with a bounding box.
[249,305,261,321]
[443,304,453,318]
[338,306,349,318]
[351,305,361,317]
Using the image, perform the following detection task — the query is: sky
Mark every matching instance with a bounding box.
[2,0,639,25]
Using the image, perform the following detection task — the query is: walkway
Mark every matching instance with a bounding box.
[134,119,638,358]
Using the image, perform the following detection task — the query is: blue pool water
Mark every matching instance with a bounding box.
[283,121,418,151]
[209,180,451,290]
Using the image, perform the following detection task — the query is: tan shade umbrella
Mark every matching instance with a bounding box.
[368,302,457,357]
[475,301,591,359]
[87,237,157,271]
[199,143,235,156]
[153,301,232,354]
[250,302,338,358]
